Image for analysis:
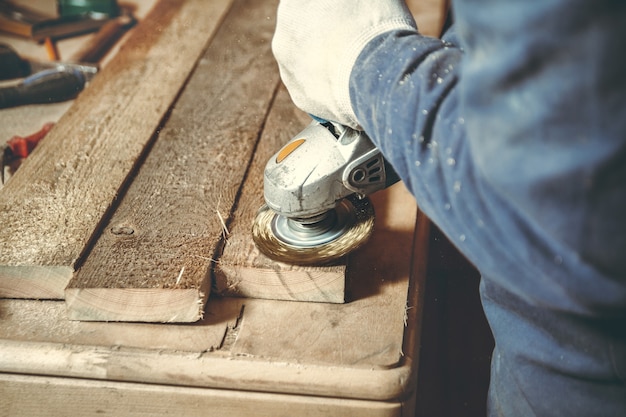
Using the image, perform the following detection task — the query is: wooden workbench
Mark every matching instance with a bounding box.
[0,207,428,417]
[0,1,474,416]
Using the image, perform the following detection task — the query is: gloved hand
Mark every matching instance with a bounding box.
[272,0,417,128]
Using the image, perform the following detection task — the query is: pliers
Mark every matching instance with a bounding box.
[1,122,55,184]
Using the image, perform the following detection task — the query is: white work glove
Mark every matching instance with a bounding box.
[272,0,417,128]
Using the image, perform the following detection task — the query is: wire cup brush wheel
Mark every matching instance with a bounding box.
[252,195,375,265]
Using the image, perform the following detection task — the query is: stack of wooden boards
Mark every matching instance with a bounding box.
[0,1,447,415]
[0,0,424,323]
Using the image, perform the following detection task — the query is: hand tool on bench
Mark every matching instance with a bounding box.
[1,122,54,184]
[0,43,99,80]
[0,66,95,109]
[252,120,399,265]
[0,1,111,42]
[0,43,98,109]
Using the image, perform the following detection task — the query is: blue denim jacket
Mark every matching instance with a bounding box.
[350,1,626,415]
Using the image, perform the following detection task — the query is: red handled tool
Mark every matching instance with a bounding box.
[1,122,55,184]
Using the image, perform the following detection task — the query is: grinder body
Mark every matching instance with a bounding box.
[263,120,398,220]
[253,120,398,265]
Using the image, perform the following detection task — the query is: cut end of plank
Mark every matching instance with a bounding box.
[0,265,73,300]
[64,287,209,323]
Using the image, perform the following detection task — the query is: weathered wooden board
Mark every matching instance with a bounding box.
[0,340,419,405]
[0,0,234,299]
[213,86,348,303]
[0,373,414,417]
[0,184,427,413]
[0,185,426,363]
[64,0,282,322]
[0,297,242,352]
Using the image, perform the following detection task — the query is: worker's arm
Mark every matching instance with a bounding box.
[349,0,626,308]
[347,2,626,416]
[273,0,626,312]
[273,1,626,416]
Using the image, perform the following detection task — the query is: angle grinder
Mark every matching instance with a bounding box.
[252,120,399,265]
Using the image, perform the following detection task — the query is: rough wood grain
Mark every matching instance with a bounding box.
[0,337,416,402]
[0,197,427,398]
[0,373,413,417]
[213,86,348,303]
[0,298,243,352]
[0,0,234,299]
[65,0,282,322]
[0,192,427,407]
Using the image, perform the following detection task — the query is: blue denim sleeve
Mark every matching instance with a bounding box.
[349,1,626,416]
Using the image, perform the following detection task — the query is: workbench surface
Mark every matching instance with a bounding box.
[0,1,455,416]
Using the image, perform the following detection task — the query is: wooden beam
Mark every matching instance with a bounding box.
[0,373,412,417]
[213,86,349,303]
[0,0,234,299]
[0,297,243,352]
[0,338,417,402]
[0,189,426,406]
[64,0,282,322]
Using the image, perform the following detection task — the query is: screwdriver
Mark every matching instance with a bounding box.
[0,67,88,109]
[0,43,99,81]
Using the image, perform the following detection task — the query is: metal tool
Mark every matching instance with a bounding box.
[252,120,399,265]
[0,66,94,109]
[0,42,98,109]
[57,0,120,18]
[0,43,99,81]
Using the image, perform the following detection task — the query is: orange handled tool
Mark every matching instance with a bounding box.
[1,122,55,183]
[6,122,55,159]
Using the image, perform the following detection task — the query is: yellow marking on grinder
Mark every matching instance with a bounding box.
[276,138,306,163]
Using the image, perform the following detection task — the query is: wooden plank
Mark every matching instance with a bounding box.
[230,183,421,368]
[0,197,427,404]
[0,337,416,402]
[0,206,427,399]
[0,373,411,417]
[0,0,234,299]
[64,0,282,322]
[213,86,347,302]
[0,297,243,352]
